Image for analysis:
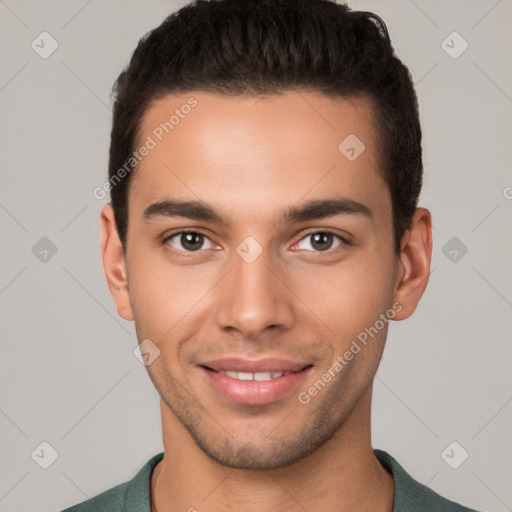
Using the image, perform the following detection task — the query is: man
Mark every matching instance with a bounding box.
[62,0,480,510]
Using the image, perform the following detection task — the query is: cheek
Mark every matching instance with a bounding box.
[127,251,216,337]
[309,263,391,311]
[291,252,395,341]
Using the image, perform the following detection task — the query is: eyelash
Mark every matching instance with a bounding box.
[163,229,350,254]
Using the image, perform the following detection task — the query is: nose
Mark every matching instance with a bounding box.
[214,247,295,339]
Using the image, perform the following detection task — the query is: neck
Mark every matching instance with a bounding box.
[151,388,394,512]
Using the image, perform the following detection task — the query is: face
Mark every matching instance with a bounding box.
[102,91,430,470]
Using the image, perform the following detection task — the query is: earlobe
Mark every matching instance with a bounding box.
[100,204,134,321]
[392,207,433,321]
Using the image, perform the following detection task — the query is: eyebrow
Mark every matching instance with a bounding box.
[142,197,373,225]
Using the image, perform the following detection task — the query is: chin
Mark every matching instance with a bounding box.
[188,425,332,470]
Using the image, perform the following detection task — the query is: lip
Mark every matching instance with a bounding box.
[198,358,313,405]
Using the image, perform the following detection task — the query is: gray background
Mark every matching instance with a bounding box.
[0,0,511,511]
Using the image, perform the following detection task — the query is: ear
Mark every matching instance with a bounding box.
[391,207,433,320]
[100,204,134,321]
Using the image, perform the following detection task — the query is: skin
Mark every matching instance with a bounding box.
[100,91,432,512]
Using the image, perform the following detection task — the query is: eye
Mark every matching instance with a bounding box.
[165,231,216,252]
[294,231,346,252]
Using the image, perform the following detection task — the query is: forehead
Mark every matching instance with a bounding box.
[129,91,389,223]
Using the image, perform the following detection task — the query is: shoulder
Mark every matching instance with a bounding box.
[58,452,164,512]
[59,481,129,511]
[374,449,482,512]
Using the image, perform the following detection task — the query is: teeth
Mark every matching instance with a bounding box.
[219,370,291,381]
[254,372,273,381]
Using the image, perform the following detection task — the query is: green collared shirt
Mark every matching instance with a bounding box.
[60,449,480,511]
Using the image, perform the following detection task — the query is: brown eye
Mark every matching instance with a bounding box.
[166,231,215,252]
[311,232,334,251]
[296,231,345,252]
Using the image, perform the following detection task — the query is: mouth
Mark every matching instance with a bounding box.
[198,358,313,405]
